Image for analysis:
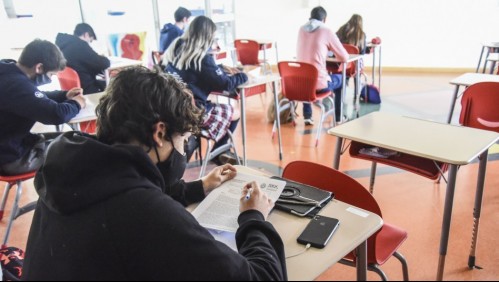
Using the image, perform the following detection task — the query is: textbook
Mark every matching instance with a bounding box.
[192,172,285,233]
[271,176,333,217]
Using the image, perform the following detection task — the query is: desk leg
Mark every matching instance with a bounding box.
[341,67,347,122]
[476,46,486,73]
[333,137,343,170]
[262,47,269,74]
[356,240,368,281]
[447,86,460,124]
[436,164,458,281]
[468,150,489,269]
[240,89,247,166]
[275,42,279,64]
[378,45,382,92]
[272,81,283,161]
[482,48,491,73]
[372,48,376,85]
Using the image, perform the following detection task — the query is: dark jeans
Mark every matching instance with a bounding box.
[303,74,343,120]
[0,133,61,176]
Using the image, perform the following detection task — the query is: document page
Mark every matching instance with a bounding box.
[192,172,285,232]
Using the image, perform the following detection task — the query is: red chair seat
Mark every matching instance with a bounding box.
[0,172,37,184]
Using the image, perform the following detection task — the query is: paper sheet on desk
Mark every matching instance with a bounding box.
[192,172,285,233]
[72,97,96,121]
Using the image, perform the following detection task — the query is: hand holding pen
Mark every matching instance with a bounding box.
[239,182,274,220]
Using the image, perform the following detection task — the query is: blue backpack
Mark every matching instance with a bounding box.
[360,84,381,104]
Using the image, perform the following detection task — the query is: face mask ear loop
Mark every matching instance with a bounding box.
[154,145,161,164]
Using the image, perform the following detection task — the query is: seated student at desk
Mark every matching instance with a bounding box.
[22,67,287,281]
[56,23,111,94]
[164,16,248,165]
[159,6,192,53]
[0,39,85,176]
[297,6,348,125]
[337,14,369,55]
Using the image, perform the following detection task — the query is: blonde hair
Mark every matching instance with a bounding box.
[164,16,216,72]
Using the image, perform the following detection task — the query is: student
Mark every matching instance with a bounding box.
[56,23,111,94]
[297,6,349,125]
[159,7,192,53]
[22,67,287,281]
[337,14,368,55]
[164,16,247,165]
[0,39,85,176]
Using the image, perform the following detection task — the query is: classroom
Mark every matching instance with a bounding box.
[0,0,498,281]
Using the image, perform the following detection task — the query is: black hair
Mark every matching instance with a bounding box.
[18,39,66,71]
[174,7,192,22]
[96,66,203,149]
[310,6,327,21]
[74,23,97,40]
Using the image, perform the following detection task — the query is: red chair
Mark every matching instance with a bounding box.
[276,61,334,147]
[0,172,37,247]
[282,161,409,281]
[56,67,96,134]
[234,39,261,66]
[460,82,499,132]
[327,43,359,78]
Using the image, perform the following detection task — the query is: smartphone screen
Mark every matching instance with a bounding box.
[297,215,340,249]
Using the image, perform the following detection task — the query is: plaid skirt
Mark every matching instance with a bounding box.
[201,103,234,142]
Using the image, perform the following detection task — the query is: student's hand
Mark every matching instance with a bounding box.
[66,87,84,99]
[239,181,274,220]
[222,65,240,75]
[71,95,86,109]
[201,164,237,194]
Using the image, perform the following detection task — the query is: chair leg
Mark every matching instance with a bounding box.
[199,140,213,178]
[370,162,377,194]
[2,180,23,247]
[393,251,410,281]
[272,98,291,139]
[325,96,337,128]
[0,183,13,220]
[369,264,389,281]
[227,132,242,166]
[315,103,326,147]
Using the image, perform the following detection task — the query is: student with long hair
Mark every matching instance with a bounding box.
[336,14,368,54]
[164,16,247,165]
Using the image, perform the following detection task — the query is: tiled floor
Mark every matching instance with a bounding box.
[2,71,498,281]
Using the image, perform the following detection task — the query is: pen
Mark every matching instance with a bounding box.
[245,187,253,201]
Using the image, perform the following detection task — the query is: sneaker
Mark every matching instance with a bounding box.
[217,152,243,165]
[304,118,315,126]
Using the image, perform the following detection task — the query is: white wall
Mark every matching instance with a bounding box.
[234,0,499,69]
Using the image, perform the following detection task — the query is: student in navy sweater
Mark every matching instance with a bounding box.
[0,39,85,176]
[164,16,248,165]
[56,23,111,94]
[22,67,287,281]
[159,7,192,53]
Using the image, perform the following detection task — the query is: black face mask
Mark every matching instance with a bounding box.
[156,145,187,190]
[34,73,52,86]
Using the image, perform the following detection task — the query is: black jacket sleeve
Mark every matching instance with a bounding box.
[166,180,206,206]
[45,90,68,103]
[107,189,287,281]
[80,43,111,74]
[199,55,248,92]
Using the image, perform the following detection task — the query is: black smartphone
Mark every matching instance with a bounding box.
[297,215,340,249]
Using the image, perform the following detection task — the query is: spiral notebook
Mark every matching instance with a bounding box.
[271,176,333,217]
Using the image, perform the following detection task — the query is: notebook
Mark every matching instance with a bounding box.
[271,176,333,217]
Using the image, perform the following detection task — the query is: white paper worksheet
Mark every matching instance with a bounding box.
[192,172,285,233]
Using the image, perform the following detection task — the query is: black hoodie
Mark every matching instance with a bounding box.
[22,132,287,281]
[55,33,110,94]
[0,60,81,166]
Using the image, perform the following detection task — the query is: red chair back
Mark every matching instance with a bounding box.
[234,39,260,65]
[459,82,499,133]
[327,43,359,77]
[282,161,382,263]
[57,67,80,90]
[278,61,320,103]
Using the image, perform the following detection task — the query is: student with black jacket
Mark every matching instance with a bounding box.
[0,39,85,176]
[164,16,248,165]
[56,23,110,94]
[22,67,287,281]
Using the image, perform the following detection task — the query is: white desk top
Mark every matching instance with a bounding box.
[107,56,143,71]
[238,74,281,89]
[327,112,499,165]
[450,72,499,86]
[482,42,499,48]
[326,54,363,63]
[486,53,499,62]
[195,166,382,281]
[69,92,105,124]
